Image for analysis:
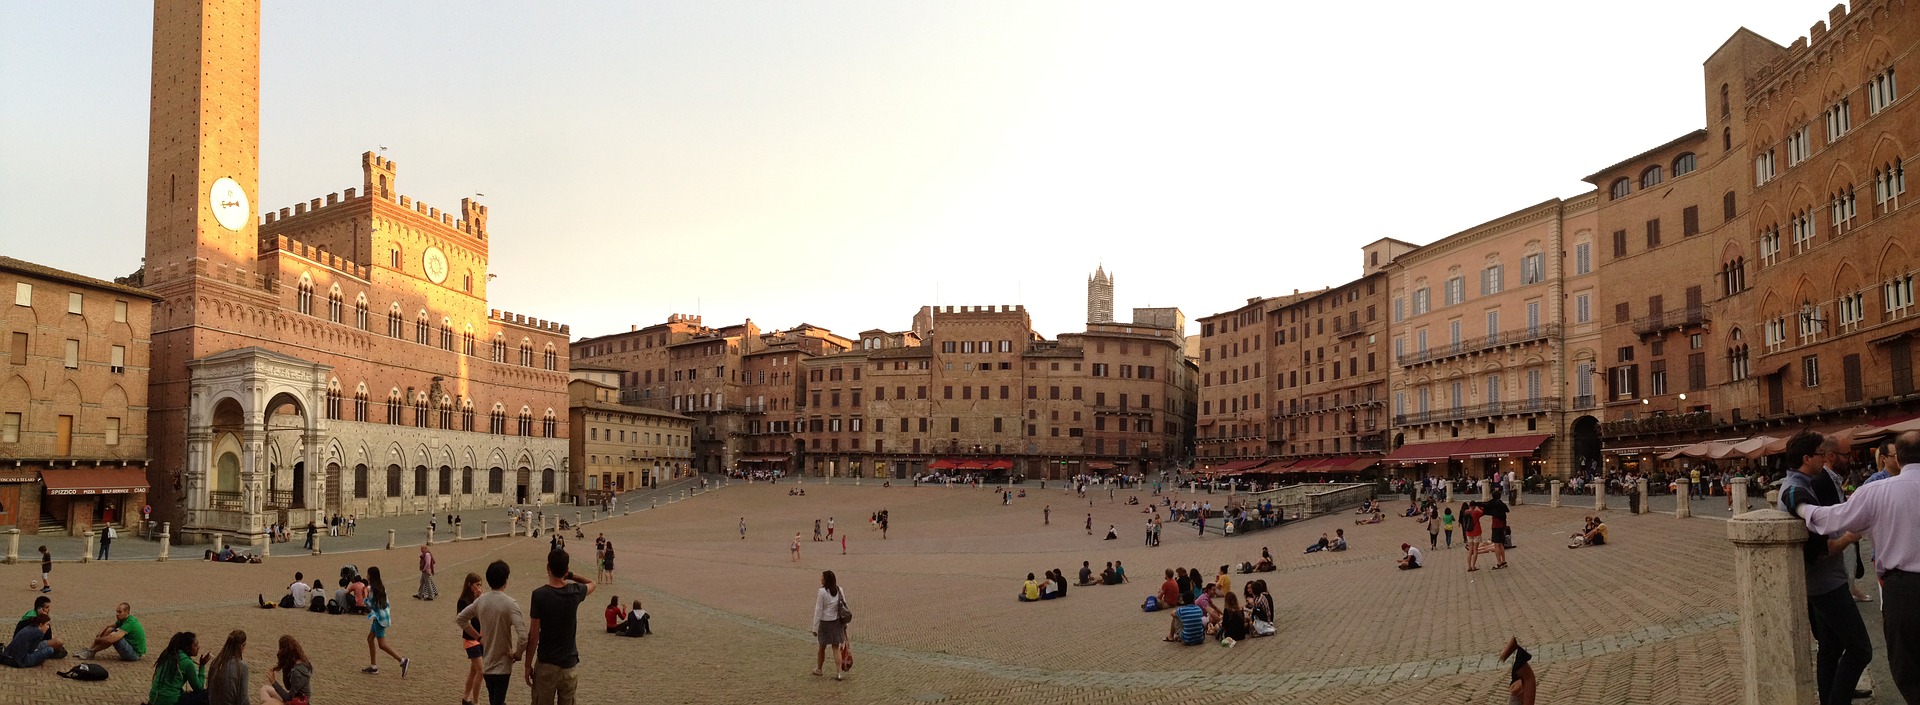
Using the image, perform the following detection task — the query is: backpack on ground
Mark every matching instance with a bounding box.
[1141,595,1160,612]
[278,594,296,609]
[326,599,342,615]
[57,663,108,681]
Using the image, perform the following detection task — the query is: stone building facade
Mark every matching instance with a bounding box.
[1268,265,1394,465]
[0,258,159,535]
[1196,296,1287,464]
[137,0,568,544]
[1382,196,1598,482]
[567,370,692,501]
[797,305,1194,480]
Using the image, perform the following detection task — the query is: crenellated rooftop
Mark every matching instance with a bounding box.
[489,309,569,336]
[258,234,370,280]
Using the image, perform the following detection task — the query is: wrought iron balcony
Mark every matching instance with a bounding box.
[1632,307,1710,337]
[1392,397,1560,426]
[1396,324,1560,367]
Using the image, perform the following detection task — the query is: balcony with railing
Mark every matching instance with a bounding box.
[1632,307,1710,337]
[1396,324,1560,367]
[1573,394,1597,410]
[1393,397,1561,426]
[1598,410,1714,438]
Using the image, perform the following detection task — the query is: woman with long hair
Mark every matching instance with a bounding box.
[1218,592,1249,642]
[811,570,851,680]
[604,595,626,634]
[456,572,485,705]
[362,566,409,676]
[602,540,616,584]
[148,631,209,705]
[205,630,249,705]
[260,635,312,705]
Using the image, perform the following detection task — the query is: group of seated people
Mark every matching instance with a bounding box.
[1567,516,1608,548]
[1304,530,1349,553]
[1018,570,1070,601]
[1354,511,1385,525]
[603,596,652,637]
[1156,570,1276,646]
[6,595,153,670]
[787,488,808,496]
[203,546,262,563]
[1073,560,1131,586]
[259,569,374,615]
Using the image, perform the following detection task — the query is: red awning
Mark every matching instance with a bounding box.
[1449,434,1552,459]
[1086,461,1116,470]
[928,458,961,470]
[986,459,1014,471]
[1382,440,1465,463]
[1253,459,1297,474]
[1323,457,1380,473]
[40,468,148,496]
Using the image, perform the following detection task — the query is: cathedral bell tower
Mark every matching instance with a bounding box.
[143,0,262,293]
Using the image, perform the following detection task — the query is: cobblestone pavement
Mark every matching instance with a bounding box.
[0,480,1888,704]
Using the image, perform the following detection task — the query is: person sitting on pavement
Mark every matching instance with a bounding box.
[1051,568,1069,598]
[347,575,372,614]
[1355,511,1385,525]
[604,595,627,634]
[1163,599,1207,645]
[1077,562,1096,586]
[619,600,651,637]
[1398,543,1423,570]
[1329,529,1349,552]
[1104,524,1120,540]
[1,614,56,668]
[1158,569,1182,608]
[1099,562,1117,585]
[279,572,311,610]
[1217,592,1250,643]
[72,601,146,661]
[1020,573,1042,602]
[1355,499,1375,515]
[1304,534,1332,554]
[147,631,209,705]
[1568,517,1608,548]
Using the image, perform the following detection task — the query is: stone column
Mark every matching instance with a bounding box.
[1636,478,1650,515]
[261,534,270,557]
[212,534,225,555]
[1445,480,1454,503]
[387,529,396,550]
[1594,482,1608,511]
[4,527,17,564]
[426,527,435,545]
[158,523,170,562]
[1549,480,1562,508]
[1727,509,1816,705]
[1731,476,1749,514]
[575,511,582,528]
[1478,479,1490,501]
[81,530,95,563]
[305,430,326,519]
[481,520,489,540]
[1676,479,1692,518]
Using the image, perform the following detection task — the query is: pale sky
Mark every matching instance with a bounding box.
[0,1,1827,340]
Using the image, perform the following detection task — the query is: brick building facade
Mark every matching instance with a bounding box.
[0,258,159,535]
[137,0,568,544]
[567,370,692,501]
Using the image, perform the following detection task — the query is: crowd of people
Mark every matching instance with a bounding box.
[1151,565,1274,646]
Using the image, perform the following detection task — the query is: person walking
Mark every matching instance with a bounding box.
[1441,508,1456,549]
[811,570,852,680]
[1044,506,1050,525]
[456,573,486,705]
[526,549,594,705]
[362,566,409,676]
[1463,502,1484,571]
[791,533,802,562]
[1794,430,1920,703]
[827,517,835,540]
[1084,513,1091,535]
[600,542,615,585]
[98,524,115,560]
[37,546,51,593]
[739,518,747,541]
[415,545,439,601]
[1777,430,1872,705]
[456,560,529,705]
[1425,509,1440,549]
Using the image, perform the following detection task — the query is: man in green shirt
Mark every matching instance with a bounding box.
[72,602,144,661]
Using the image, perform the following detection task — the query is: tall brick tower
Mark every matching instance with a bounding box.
[1086,266,1114,324]
[141,0,269,527]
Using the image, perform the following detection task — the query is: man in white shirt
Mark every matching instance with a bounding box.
[288,572,312,608]
[455,559,529,705]
[1398,543,1423,570]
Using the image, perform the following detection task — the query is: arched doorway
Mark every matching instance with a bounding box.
[1571,415,1601,478]
[515,467,531,504]
[325,462,342,511]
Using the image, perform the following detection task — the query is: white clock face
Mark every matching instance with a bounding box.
[209,177,250,232]
[422,246,449,284]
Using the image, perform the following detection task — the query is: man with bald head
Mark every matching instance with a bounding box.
[1792,430,1920,703]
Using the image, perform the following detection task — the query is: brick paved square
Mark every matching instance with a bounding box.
[0,480,1808,704]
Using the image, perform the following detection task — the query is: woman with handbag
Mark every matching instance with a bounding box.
[811,570,852,680]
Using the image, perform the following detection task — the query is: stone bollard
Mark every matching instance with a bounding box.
[1478,480,1491,502]
[455,521,463,541]
[575,511,582,529]
[1445,482,1454,502]
[1676,479,1692,518]
[427,527,435,545]
[4,527,18,564]
[311,524,323,555]
[1637,478,1650,515]
[651,498,657,509]
[1731,476,1749,514]
[1512,480,1524,505]
[1549,480,1562,508]
[481,520,489,540]
[1727,508,1816,705]
[387,529,396,550]
[82,530,96,563]
[158,524,170,562]
[212,534,224,556]
[1595,483,1608,512]
[1764,489,1780,506]
[262,534,271,557]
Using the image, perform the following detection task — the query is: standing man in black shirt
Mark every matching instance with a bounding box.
[525,549,594,705]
